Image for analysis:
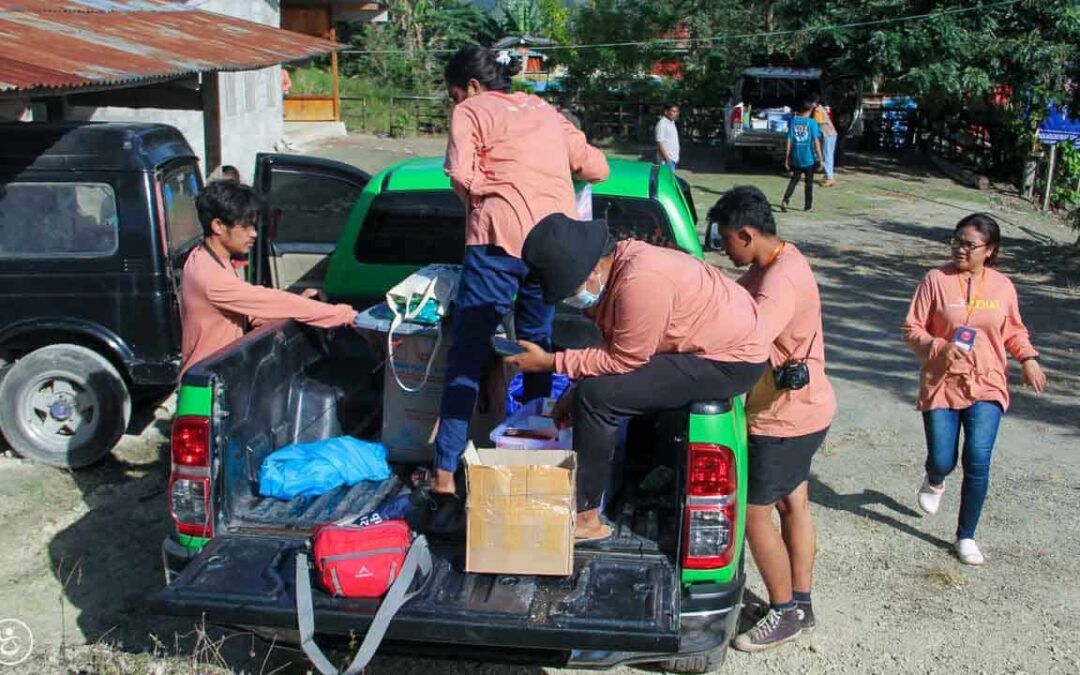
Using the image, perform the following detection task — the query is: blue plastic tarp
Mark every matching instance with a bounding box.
[259,437,391,500]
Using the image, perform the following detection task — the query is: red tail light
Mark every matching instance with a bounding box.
[682,443,737,569]
[168,416,214,538]
[731,107,743,128]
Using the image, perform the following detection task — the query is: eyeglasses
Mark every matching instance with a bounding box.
[949,236,988,252]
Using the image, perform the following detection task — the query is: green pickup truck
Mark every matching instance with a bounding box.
[152,154,748,673]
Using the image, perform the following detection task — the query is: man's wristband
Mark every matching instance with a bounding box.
[1021,356,1039,364]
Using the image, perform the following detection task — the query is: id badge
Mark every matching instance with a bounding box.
[953,326,977,352]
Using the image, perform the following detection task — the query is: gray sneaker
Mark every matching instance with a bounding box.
[732,608,802,652]
[744,601,816,631]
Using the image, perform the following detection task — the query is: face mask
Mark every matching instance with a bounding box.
[564,278,604,309]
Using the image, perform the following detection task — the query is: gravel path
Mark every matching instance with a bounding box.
[2,138,1077,674]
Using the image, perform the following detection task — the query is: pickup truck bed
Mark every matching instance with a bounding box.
[152,322,697,662]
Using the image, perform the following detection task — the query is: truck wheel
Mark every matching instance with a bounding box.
[0,344,131,468]
[659,646,728,674]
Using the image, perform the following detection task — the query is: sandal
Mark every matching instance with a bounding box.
[575,523,614,547]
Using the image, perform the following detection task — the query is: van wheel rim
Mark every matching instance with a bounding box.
[19,374,100,451]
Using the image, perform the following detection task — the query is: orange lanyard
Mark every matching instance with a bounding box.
[763,242,786,269]
[956,269,986,324]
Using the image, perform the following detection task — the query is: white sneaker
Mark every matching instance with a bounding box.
[955,538,985,565]
[917,476,944,515]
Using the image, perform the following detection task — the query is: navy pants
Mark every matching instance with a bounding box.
[434,245,555,473]
[922,401,1004,539]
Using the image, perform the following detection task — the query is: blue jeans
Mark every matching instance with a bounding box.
[822,135,837,179]
[434,245,555,473]
[665,160,677,172]
[922,402,1004,539]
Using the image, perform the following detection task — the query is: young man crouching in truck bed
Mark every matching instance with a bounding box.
[507,214,768,543]
[180,181,358,377]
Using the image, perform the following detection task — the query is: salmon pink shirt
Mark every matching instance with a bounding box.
[903,264,1038,411]
[180,246,356,377]
[738,244,836,437]
[444,91,609,258]
[555,240,767,378]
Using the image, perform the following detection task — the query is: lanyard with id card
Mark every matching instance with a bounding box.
[952,270,985,352]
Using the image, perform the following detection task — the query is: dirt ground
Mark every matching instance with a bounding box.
[2,133,1078,675]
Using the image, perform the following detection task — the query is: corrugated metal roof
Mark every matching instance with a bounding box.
[0,3,341,94]
[0,1,177,12]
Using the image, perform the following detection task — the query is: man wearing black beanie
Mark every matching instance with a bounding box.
[509,214,769,542]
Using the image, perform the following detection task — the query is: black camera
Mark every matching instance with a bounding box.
[773,361,811,391]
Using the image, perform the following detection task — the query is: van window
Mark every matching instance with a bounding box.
[355,191,465,265]
[0,182,118,258]
[269,170,364,245]
[161,166,202,255]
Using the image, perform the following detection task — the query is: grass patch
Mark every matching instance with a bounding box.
[288,66,445,137]
[924,565,966,589]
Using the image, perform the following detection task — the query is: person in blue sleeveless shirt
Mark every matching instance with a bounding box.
[781,98,824,213]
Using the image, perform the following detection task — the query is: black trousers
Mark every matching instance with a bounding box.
[572,354,767,511]
[783,166,815,209]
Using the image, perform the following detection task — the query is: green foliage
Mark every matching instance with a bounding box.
[1052,143,1080,209]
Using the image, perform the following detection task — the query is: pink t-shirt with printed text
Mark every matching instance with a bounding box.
[738,243,836,437]
[554,240,767,379]
[902,264,1038,411]
[444,91,609,258]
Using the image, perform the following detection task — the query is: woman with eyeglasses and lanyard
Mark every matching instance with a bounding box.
[903,213,1047,565]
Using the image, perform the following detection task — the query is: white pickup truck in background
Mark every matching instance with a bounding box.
[723,67,823,162]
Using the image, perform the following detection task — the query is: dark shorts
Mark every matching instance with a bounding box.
[746,427,830,505]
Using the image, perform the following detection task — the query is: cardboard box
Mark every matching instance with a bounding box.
[463,444,576,576]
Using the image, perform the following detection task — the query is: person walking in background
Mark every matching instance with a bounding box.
[710,186,835,652]
[903,213,1047,566]
[781,98,823,213]
[434,45,609,497]
[655,103,681,172]
[811,94,838,187]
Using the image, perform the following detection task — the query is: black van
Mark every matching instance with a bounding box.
[0,122,203,468]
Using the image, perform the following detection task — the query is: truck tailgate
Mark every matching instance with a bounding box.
[151,534,681,652]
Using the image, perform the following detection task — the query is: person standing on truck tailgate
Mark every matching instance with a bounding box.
[433,45,610,496]
[179,180,358,377]
[810,93,838,187]
[903,213,1046,566]
[507,214,768,543]
[709,186,835,652]
[780,98,823,213]
[655,103,681,172]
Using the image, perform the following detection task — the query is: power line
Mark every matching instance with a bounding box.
[339,0,1022,55]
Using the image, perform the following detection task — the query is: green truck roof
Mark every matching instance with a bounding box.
[379,156,657,199]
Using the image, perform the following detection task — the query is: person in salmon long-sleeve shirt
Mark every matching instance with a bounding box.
[903,213,1047,566]
[431,45,609,495]
[508,214,768,543]
[179,181,357,378]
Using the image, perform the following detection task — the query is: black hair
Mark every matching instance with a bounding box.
[707,185,778,236]
[954,212,1001,265]
[220,165,240,180]
[196,180,261,237]
[800,97,816,113]
[663,102,679,111]
[444,45,522,92]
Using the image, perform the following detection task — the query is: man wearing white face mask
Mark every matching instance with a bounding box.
[509,214,769,542]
